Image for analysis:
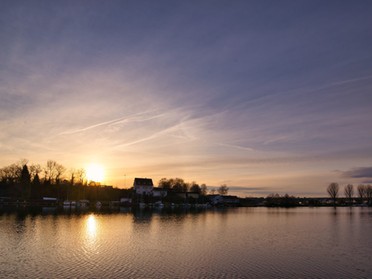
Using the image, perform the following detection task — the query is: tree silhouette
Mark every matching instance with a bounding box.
[29,164,42,179]
[189,182,201,193]
[200,184,208,196]
[20,165,31,199]
[33,173,41,185]
[344,184,354,205]
[327,183,339,205]
[20,165,31,185]
[217,184,229,195]
[55,163,65,185]
[357,184,367,204]
[158,177,195,192]
[367,185,372,206]
[158,178,172,190]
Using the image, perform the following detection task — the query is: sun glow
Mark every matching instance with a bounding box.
[86,214,97,237]
[86,163,105,183]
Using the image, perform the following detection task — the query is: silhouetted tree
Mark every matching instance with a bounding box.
[217,184,229,195]
[20,165,31,199]
[189,182,201,193]
[357,184,367,204]
[367,185,372,206]
[158,177,189,192]
[75,168,86,185]
[327,183,339,205]
[69,168,76,185]
[33,173,41,185]
[173,178,188,192]
[20,165,31,185]
[266,193,280,206]
[55,163,66,185]
[29,164,42,179]
[200,184,208,196]
[44,160,56,184]
[265,193,297,207]
[344,184,354,205]
[0,163,21,184]
[31,172,42,198]
[43,160,65,185]
[158,178,172,190]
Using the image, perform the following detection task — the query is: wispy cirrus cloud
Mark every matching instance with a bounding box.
[59,110,165,136]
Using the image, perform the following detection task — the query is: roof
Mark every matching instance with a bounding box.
[133,178,153,186]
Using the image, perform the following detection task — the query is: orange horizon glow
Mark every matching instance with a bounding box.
[86,163,105,183]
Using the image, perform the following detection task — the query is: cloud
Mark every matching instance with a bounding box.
[341,167,372,178]
[59,110,165,136]
[215,143,254,152]
[228,186,269,192]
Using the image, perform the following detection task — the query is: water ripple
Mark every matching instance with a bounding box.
[1,207,372,278]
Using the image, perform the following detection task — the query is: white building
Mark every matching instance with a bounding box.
[133,178,154,195]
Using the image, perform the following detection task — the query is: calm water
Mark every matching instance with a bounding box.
[1,207,371,278]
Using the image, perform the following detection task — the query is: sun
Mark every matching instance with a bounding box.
[86,163,105,183]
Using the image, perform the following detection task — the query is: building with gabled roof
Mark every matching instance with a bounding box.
[133,178,153,195]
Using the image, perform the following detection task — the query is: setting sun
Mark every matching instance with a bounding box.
[86,163,105,183]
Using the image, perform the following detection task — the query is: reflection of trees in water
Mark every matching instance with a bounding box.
[331,206,338,216]
[15,219,26,234]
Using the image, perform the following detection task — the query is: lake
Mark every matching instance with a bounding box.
[1,207,371,278]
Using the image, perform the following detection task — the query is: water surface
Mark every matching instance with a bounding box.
[1,207,371,278]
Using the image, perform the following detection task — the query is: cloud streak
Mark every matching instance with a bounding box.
[59,110,165,136]
[341,167,372,179]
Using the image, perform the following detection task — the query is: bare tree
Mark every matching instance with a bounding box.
[217,184,229,195]
[55,163,66,185]
[44,160,56,184]
[357,184,367,204]
[367,185,372,206]
[75,168,86,185]
[29,164,42,180]
[327,183,339,205]
[0,163,22,184]
[344,184,354,205]
[44,160,65,185]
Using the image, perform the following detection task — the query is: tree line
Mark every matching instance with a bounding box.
[327,183,372,205]
[158,177,229,195]
[0,160,229,203]
[265,193,297,207]
[0,160,130,202]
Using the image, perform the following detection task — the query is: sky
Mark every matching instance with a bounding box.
[1,0,372,197]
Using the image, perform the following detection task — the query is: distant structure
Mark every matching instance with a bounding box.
[153,187,167,198]
[133,178,153,195]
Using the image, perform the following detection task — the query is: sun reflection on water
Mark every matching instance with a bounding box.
[86,214,97,238]
[82,214,101,255]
